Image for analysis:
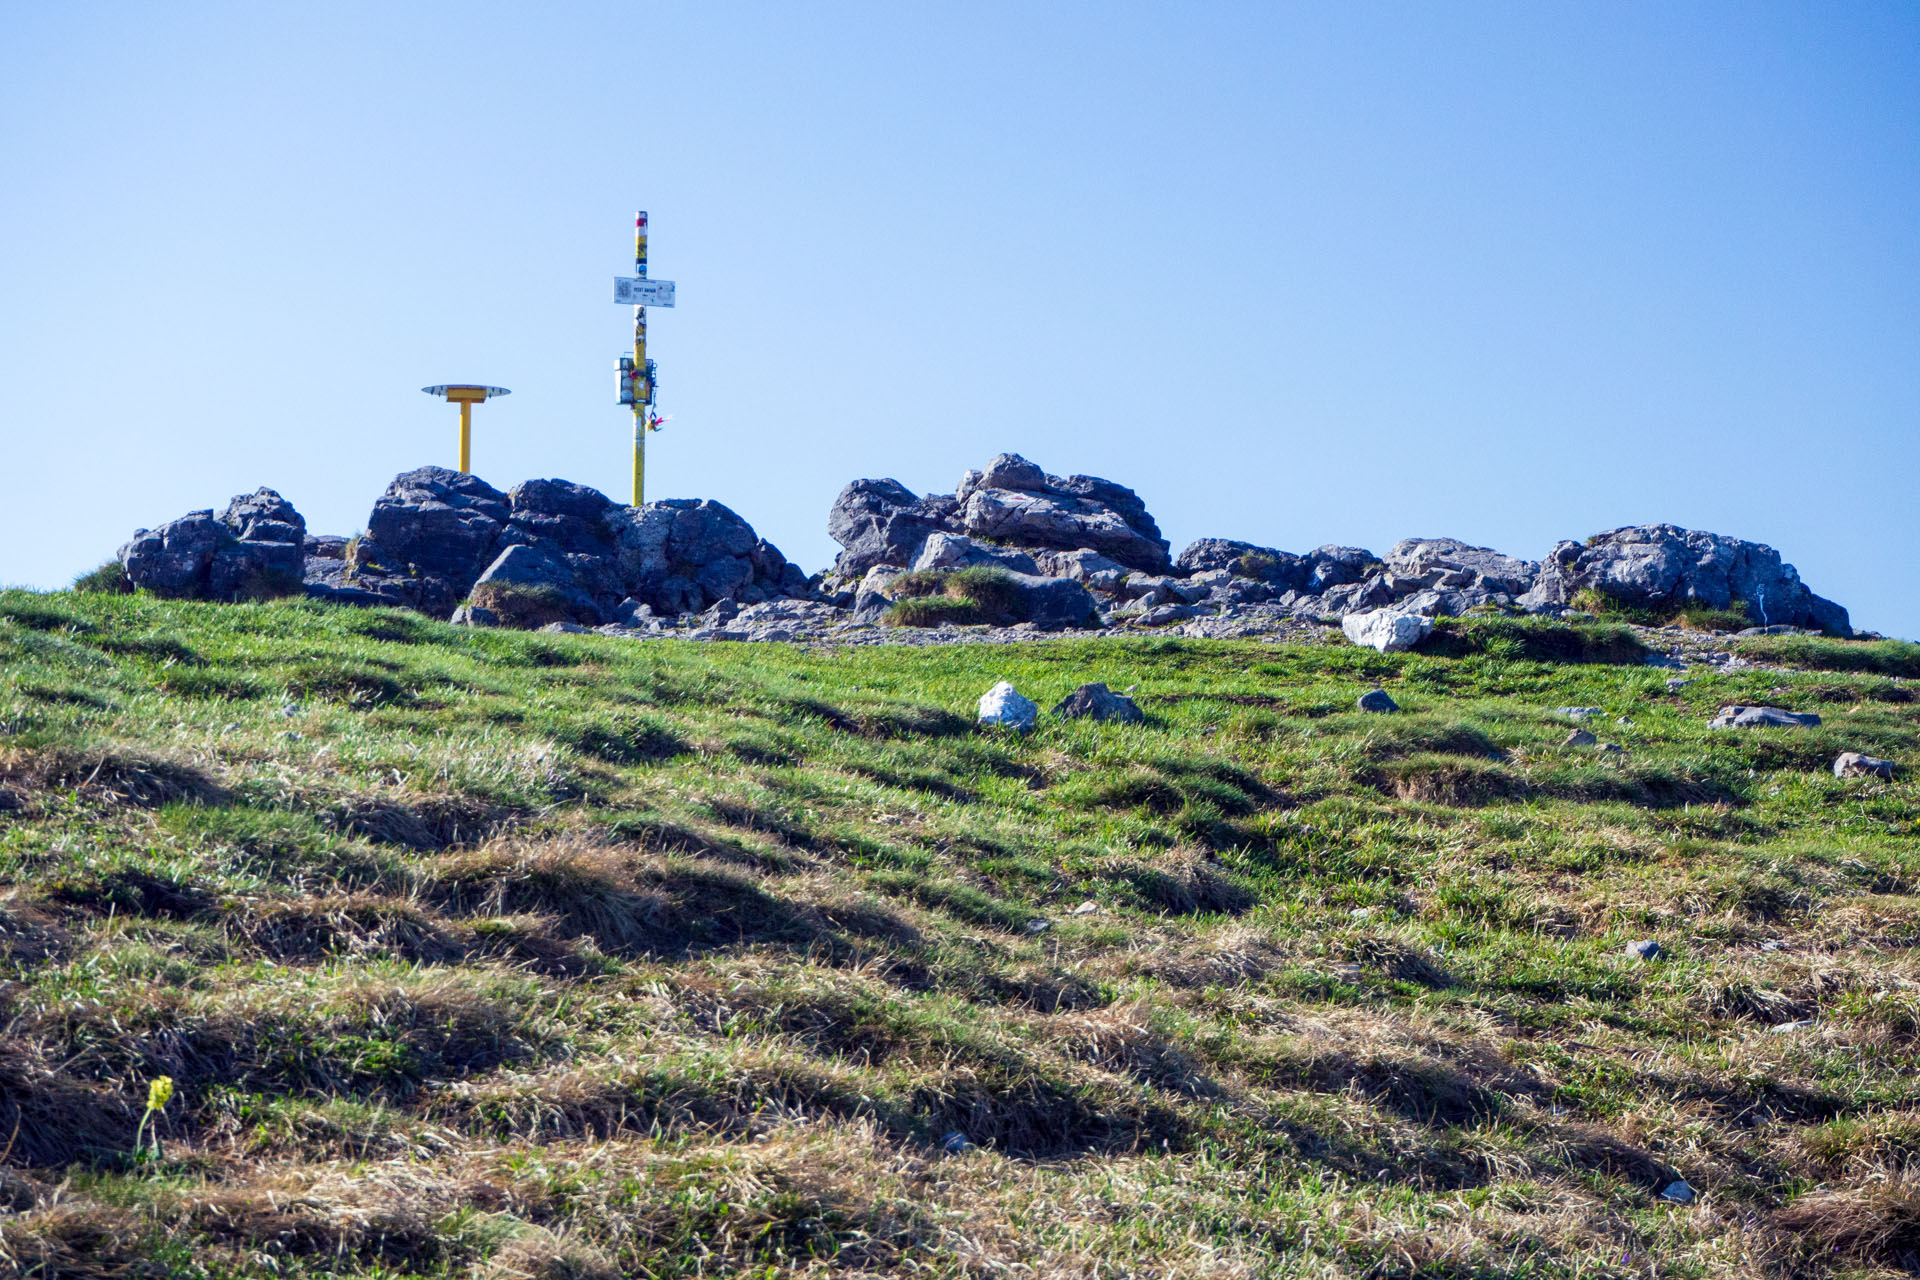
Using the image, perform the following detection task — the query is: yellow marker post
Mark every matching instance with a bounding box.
[634,210,648,505]
[421,385,511,473]
[612,210,677,506]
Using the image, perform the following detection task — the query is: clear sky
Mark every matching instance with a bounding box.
[3,3,1916,635]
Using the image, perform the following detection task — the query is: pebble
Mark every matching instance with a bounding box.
[1624,939,1662,961]
[940,1131,972,1153]
[1770,1019,1814,1034]
[1660,1180,1696,1204]
[1069,900,1098,915]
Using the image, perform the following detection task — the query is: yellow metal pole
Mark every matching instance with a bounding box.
[632,209,649,506]
[641,404,656,506]
[458,401,472,473]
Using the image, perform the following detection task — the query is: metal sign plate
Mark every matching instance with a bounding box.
[613,277,676,306]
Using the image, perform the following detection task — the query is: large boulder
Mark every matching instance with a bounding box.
[1524,525,1849,633]
[119,487,307,601]
[505,478,617,556]
[362,467,513,613]
[462,542,602,627]
[825,479,963,581]
[1002,572,1102,630]
[1342,609,1433,653]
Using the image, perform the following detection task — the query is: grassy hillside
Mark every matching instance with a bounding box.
[1,590,1917,1278]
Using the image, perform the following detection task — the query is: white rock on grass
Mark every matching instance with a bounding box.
[1341,609,1433,654]
[978,681,1039,732]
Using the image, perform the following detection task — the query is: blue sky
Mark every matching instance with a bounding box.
[3,2,1916,635]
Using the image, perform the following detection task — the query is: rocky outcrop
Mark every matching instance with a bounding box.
[104,453,1860,643]
[119,488,306,601]
[1523,525,1848,634]
[956,456,1169,574]
[827,452,1169,583]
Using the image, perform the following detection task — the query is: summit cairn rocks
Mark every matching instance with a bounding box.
[103,451,1862,646]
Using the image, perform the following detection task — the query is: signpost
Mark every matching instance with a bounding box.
[613,277,676,307]
[421,384,510,474]
[614,210,676,506]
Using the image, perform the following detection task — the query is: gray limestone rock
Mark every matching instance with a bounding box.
[962,486,1168,574]
[1385,537,1538,596]
[120,489,308,602]
[1306,546,1380,593]
[220,488,307,547]
[366,467,512,598]
[1174,539,1310,591]
[911,532,1041,576]
[1357,688,1399,713]
[1833,752,1897,780]
[1523,524,1849,634]
[1709,705,1822,729]
[1052,682,1145,723]
[825,478,963,581]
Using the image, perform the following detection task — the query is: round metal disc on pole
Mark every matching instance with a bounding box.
[422,385,511,473]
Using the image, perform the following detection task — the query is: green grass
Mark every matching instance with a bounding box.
[883,566,1028,628]
[1571,586,1757,634]
[0,588,1917,1276]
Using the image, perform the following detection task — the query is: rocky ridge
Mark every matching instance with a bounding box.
[110,451,1854,643]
